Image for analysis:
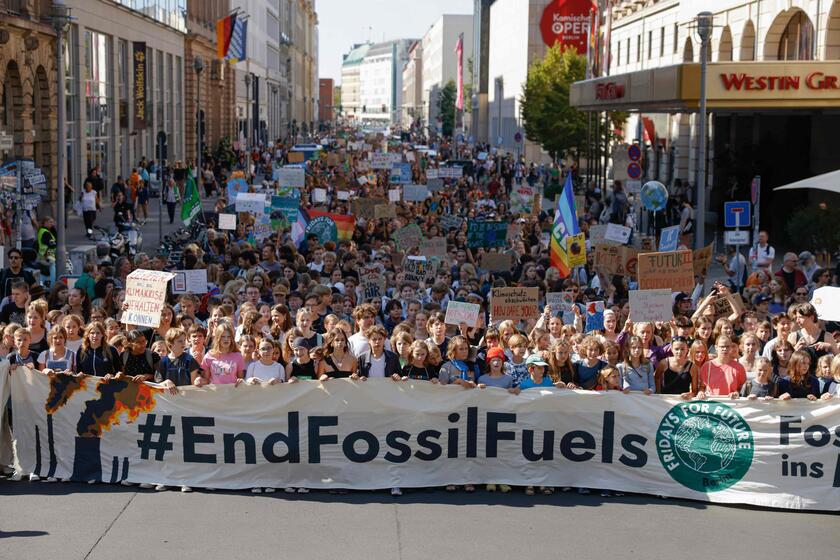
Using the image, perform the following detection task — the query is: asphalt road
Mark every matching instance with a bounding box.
[0,480,837,560]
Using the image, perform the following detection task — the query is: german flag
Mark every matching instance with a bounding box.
[216,14,236,59]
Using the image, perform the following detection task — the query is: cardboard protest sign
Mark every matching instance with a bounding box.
[628,289,673,322]
[589,224,608,245]
[393,223,423,251]
[171,269,208,294]
[288,151,304,163]
[605,223,632,244]
[593,245,638,276]
[123,269,176,327]
[419,237,448,258]
[637,250,695,294]
[444,301,481,328]
[439,214,464,232]
[480,252,512,272]
[403,257,437,284]
[218,213,236,230]
[693,243,715,276]
[374,205,397,219]
[491,287,539,321]
[403,184,429,202]
[546,291,576,316]
[584,301,605,332]
[353,197,388,219]
[567,233,587,267]
[360,272,387,299]
[273,166,305,187]
[235,192,267,214]
[467,220,508,248]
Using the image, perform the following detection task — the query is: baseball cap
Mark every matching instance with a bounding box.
[525,354,549,367]
[672,292,690,304]
[291,337,312,350]
[753,294,772,305]
[486,347,506,363]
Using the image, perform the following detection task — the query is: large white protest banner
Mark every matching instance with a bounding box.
[9,369,840,510]
[122,270,176,327]
[0,361,11,469]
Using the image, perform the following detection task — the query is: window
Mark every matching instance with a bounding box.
[674,24,679,54]
[157,50,164,130]
[637,34,641,62]
[617,40,621,66]
[175,56,182,161]
[626,38,630,64]
[64,25,80,188]
[778,12,814,60]
[660,27,665,57]
[83,29,112,180]
[648,30,652,59]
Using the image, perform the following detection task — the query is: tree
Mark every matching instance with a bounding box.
[520,45,588,161]
[438,80,457,138]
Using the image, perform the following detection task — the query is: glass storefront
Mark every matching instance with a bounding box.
[84,29,113,182]
[113,0,186,33]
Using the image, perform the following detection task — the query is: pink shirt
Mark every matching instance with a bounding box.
[200,352,245,384]
[700,360,747,395]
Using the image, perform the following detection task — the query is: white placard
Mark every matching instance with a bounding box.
[273,166,305,187]
[337,190,351,201]
[357,175,369,186]
[171,269,209,294]
[605,223,632,244]
[811,286,840,321]
[628,289,673,323]
[218,213,237,230]
[388,189,401,203]
[403,184,429,202]
[123,269,176,327]
[235,192,267,214]
[313,188,328,203]
[444,301,481,327]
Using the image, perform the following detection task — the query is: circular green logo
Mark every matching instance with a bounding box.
[306,216,337,244]
[656,401,753,492]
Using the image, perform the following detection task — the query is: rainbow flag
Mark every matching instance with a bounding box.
[550,172,580,278]
[291,208,355,247]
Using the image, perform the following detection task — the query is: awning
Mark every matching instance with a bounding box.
[773,169,840,194]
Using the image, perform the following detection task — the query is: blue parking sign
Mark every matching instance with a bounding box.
[724,201,751,228]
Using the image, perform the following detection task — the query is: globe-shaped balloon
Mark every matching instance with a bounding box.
[640,181,669,212]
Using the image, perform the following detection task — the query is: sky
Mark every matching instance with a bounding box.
[317,0,474,83]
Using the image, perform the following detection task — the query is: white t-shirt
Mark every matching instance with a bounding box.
[368,354,386,378]
[245,360,285,381]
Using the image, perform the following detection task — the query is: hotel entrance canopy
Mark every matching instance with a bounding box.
[570,62,840,112]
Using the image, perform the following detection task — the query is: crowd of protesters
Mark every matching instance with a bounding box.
[3,126,840,496]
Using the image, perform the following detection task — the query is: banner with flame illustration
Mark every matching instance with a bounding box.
[6,369,840,511]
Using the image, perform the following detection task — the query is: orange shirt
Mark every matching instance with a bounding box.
[700,360,747,395]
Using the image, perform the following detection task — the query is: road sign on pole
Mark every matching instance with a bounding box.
[724,201,751,228]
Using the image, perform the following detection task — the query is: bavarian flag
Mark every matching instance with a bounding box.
[181,170,201,226]
[549,172,580,278]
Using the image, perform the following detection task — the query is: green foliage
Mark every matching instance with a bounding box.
[786,205,840,252]
[214,136,237,168]
[438,80,457,138]
[520,45,588,161]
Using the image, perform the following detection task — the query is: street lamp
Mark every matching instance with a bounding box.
[243,73,251,181]
[695,11,713,250]
[193,55,204,178]
[52,0,72,278]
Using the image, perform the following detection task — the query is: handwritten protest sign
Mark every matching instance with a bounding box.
[444,301,481,328]
[171,269,208,294]
[123,270,176,327]
[337,190,351,200]
[467,220,508,248]
[546,291,575,316]
[273,166,305,187]
[235,192,267,214]
[360,272,387,299]
[510,184,535,214]
[589,224,608,245]
[628,289,673,322]
[353,197,388,219]
[693,243,714,276]
[439,214,463,232]
[403,184,429,202]
[312,188,327,203]
[491,287,539,321]
[270,195,298,224]
[218,213,236,230]
[419,237,447,258]
[403,257,437,284]
[637,250,695,293]
[593,245,638,276]
[374,205,397,219]
[480,252,512,272]
[605,223,632,244]
[393,223,423,251]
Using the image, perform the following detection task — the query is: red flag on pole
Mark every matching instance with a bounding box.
[454,33,464,110]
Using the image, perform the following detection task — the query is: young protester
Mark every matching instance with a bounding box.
[776,350,818,400]
[655,337,698,399]
[696,336,747,398]
[617,336,655,394]
[317,327,357,379]
[38,325,75,373]
[739,357,776,400]
[357,325,401,379]
[200,324,245,385]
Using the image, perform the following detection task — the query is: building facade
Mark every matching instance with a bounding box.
[288,0,318,137]
[420,14,474,134]
[401,41,423,127]
[340,43,370,120]
[0,0,58,201]
[318,77,333,124]
[359,39,415,125]
[571,0,840,238]
[59,0,187,190]
[185,0,236,166]
[471,0,492,143]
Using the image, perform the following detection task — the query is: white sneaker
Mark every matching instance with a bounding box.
[251,487,262,494]
[181,486,192,493]
[297,487,309,494]
[284,487,297,494]
[87,479,97,484]
[138,482,154,489]
[154,484,168,491]
[10,472,23,481]
[120,481,134,487]
[264,487,275,493]
[391,487,403,496]
[29,474,40,482]
[44,477,58,483]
